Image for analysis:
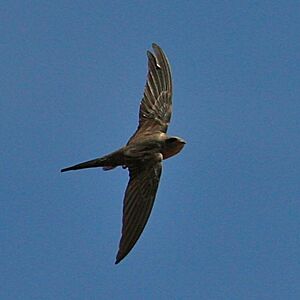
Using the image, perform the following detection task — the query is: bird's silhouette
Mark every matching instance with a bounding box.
[61,43,185,264]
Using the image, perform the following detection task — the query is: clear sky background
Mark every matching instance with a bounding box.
[1,1,299,299]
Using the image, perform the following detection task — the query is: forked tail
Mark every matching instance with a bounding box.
[61,148,125,173]
[61,157,108,172]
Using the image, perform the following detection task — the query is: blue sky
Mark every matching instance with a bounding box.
[1,1,299,299]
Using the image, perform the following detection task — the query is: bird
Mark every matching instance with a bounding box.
[61,43,186,264]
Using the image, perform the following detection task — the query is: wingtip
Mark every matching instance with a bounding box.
[115,249,129,264]
[115,255,123,265]
[115,252,123,265]
[147,50,162,70]
[152,42,159,49]
[146,50,152,57]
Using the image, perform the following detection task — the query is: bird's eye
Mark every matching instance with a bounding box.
[166,138,177,144]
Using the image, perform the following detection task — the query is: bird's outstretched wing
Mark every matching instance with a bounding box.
[128,43,172,144]
[115,159,162,264]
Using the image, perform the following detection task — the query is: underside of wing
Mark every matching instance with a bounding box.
[128,43,172,144]
[115,160,162,264]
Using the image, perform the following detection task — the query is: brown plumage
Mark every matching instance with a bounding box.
[61,43,185,264]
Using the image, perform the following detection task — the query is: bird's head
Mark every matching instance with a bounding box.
[162,136,186,159]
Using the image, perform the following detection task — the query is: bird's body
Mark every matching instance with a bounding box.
[61,44,185,264]
[61,133,185,172]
